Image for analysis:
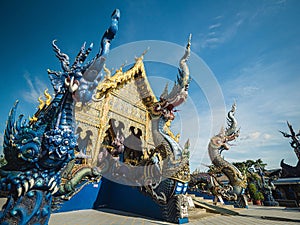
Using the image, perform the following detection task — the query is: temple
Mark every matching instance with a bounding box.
[60,51,192,223]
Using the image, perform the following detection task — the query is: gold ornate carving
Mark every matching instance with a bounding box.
[167,159,190,183]
[93,58,156,106]
[29,116,38,123]
[164,120,180,143]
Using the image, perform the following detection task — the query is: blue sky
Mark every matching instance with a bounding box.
[0,0,299,171]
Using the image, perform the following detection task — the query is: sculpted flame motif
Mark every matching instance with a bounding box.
[208,103,248,208]
[0,9,120,225]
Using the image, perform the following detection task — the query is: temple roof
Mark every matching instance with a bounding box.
[93,56,157,108]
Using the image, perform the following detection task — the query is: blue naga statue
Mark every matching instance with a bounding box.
[0,9,120,225]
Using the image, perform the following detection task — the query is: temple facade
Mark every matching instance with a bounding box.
[74,56,157,166]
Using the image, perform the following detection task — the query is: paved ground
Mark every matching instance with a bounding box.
[49,205,300,225]
[50,209,172,225]
[190,205,300,225]
[2,198,300,224]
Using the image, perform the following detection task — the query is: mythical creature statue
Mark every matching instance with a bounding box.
[0,9,120,225]
[138,35,192,223]
[208,103,248,208]
[255,166,279,206]
[280,121,300,177]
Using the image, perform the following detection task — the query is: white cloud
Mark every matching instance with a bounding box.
[214,15,223,20]
[242,86,260,96]
[249,131,260,140]
[197,13,245,50]
[196,1,288,51]
[263,133,271,140]
[208,32,216,36]
[239,131,272,142]
[209,23,221,30]
[22,72,51,104]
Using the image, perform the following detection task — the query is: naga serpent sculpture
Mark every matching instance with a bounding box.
[0,9,120,225]
[139,35,192,222]
[208,103,248,208]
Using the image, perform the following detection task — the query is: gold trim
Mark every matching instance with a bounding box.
[91,93,112,165]
[164,120,180,143]
[94,58,157,106]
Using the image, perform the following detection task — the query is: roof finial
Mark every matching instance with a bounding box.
[116,61,127,73]
[103,64,111,78]
[187,33,192,48]
[135,47,150,61]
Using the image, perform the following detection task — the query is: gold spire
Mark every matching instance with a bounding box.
[135,47,150,61]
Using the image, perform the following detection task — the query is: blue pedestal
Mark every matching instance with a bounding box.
[55,178,189,224]
[56,181,102,212]
[93,178,162,220]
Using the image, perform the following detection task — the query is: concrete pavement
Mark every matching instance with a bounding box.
[49,209,173,225]
[2,198,300,224]
[49,205,300,225]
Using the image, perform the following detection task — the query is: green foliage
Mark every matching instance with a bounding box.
[248,183,257,198]
[233,159,267,171]
[248,182,264,200]
[253,191,264,201]
[249,172,260,182]
[233,158,268,202]
[254,158,267,169]
[233,158,267,183]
